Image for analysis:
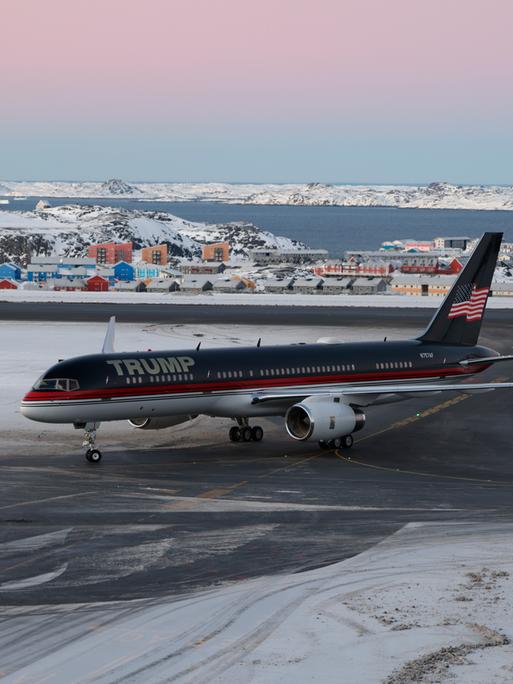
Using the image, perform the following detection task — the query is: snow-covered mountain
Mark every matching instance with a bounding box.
[99,178,139,195]
[1,180,513,210]
[0,205,305,266]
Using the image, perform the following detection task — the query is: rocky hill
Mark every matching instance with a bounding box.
[0,205,305,266]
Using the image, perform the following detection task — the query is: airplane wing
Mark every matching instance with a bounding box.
[251,381,513,405]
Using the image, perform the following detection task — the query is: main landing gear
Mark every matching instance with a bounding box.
[229,418,264,443]
[319,434,354,450]
[81,422,102,463]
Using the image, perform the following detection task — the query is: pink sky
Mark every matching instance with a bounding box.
[2,0,513,130]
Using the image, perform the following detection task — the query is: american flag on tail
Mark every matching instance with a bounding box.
[448,283,489,321]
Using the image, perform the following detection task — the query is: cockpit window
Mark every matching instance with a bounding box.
[33,378,80,391]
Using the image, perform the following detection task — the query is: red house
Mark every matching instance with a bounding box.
[87,242,133,265]
[0,278,18,289]
[86,275,109,292]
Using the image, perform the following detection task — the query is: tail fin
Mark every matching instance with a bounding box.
[418,232,502,346]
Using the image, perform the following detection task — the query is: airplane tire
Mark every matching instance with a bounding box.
[331,437,343,449]
[251,426,264,442]
[229,426,241,442]
[87,449,102,463]
[341,434,354,449]
[241,426,253,442]
[318,440,330,449]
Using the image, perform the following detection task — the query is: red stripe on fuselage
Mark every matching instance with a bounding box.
[22,364,488,403]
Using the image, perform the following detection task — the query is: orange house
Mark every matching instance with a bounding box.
[141,244,168,265]
[202,242,230,262]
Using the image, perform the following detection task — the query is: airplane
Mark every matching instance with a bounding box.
[21,232,513,463]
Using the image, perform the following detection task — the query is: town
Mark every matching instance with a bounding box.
[1,234,513,297]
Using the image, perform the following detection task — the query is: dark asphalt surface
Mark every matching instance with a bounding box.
[1,307,513,607]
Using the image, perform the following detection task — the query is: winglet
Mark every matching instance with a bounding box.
[102,316,116,353]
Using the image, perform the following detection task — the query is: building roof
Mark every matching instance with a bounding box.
[31,256,96,266]
[27,264,59,272]
[181,275,214,287]
[263,278,294,288]
[0,278,18,286]
[46,277,85,288]
[352,277,386,287]
[292,278,323,288]
[391,273,456,285]
[212,278,245,290]
[322,277,353,288]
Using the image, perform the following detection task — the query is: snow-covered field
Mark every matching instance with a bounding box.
[2,179,513,210]
[3,520,513,683]
[3,287,513,308]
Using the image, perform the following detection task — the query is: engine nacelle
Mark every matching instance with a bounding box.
[285,396,365,442]
[128,415,197,430]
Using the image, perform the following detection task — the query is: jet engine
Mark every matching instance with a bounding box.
[128,415,197,430]
[285,396,365,441]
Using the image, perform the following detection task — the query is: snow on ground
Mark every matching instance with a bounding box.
[2,180,513,210]
[3,521,513,683]
[3,288,513,307]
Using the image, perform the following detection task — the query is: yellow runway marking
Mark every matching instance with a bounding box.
[335,450,513,486]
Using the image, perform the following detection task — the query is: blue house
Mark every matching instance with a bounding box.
[0,262,22,281]
[113,261,135,282]
[27,265,60,282]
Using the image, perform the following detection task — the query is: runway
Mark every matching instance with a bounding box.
[1,307,513,680]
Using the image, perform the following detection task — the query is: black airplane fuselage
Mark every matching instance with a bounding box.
[21,339,497,425]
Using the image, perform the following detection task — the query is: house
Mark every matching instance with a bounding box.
[146,278,180,293]
[291,277,323,294]
[59,266,89,281]
[321,278,354,294]
[46,277,86,291]
[133,262,165,280]
[389,273,455,296]
[27,264,60,282]
[31,256,97,268]
[113,261,135,282]
[87,242,133,265]
[249,248,328,265]
[263,278,294,294]
[141,245,168,265]
[112,281,147,292]
[211,278,247,293]
[202,242,230,262]
[180,261,226,275]
[0,278,18,289]
[0,262,22,281]
[86,275,109,292]
[351,277,388,295]
[179,276,214,293]
[491,281,513,297]
[97,267,116,284]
